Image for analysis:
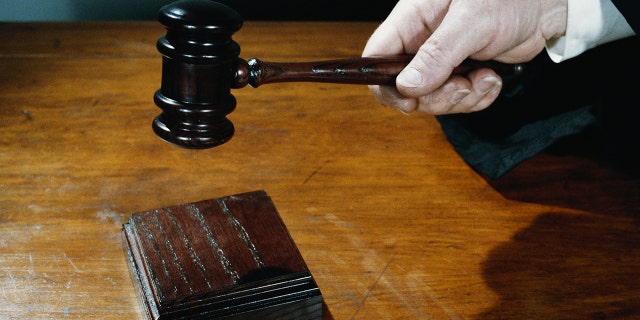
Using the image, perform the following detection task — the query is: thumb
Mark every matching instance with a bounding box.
[396,15,478,98]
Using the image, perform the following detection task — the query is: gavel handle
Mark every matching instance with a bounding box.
[233,55,524,88]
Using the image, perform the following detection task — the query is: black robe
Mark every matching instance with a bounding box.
[437,4,640,179]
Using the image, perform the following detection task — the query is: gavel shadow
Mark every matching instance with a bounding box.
[479,137,640,318]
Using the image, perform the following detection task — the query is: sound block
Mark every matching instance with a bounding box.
[121,190,322,320]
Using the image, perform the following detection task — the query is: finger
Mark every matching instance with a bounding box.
[362,21,406,57]
[397,3,492,98]
[418,70,503,114]
[363,0,439,57]
[465,69,503,112]
[414,75,472,114]
[362,2,408,57]
[368,85,418,114]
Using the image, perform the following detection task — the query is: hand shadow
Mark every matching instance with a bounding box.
[479,212,640,319]
[479,133,640,318]
[486,129,640,216]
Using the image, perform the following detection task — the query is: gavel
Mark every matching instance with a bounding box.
[153,0,523,149]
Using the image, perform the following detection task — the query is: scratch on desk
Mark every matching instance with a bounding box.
[350,252,396,320]
[322,213,394,318]
[303,160,331,185]
[62,253,80,273]
[324,213,355,229]
[96,207,123,227]
[303,167,321,185]
[406,272,461,320]
[3,269,17,290]
[29,253,35,276]
[28,204,47,213]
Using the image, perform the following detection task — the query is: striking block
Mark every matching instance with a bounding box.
[121,190,322,320]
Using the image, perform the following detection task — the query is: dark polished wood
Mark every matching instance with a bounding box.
[236,56,525,88]
[122,190,321,319]
[1,20,639,320]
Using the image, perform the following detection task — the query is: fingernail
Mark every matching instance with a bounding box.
[478,77,502,95]
[450,89,471,104]
[397,67,423,88]
[395,101,414,115]
[398,108,412,115]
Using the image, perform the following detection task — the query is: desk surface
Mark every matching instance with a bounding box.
[1,21,639,319]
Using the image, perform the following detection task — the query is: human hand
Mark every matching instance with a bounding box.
[362,0,567,114]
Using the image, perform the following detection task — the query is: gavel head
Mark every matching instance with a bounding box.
[153,0,243,149]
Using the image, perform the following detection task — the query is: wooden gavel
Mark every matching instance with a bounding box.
[153,0,523,149]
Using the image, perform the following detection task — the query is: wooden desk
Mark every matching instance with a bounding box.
[1,21,639,319]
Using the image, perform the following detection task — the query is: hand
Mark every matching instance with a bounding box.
[362,0,567,114]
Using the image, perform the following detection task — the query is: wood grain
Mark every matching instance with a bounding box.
[1,21,639,320]
[122,190,321,319]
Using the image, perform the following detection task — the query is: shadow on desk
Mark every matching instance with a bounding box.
[480,136,640,318]
[486,132,640,216]
[480,212,640,319]
[322,302,334,320]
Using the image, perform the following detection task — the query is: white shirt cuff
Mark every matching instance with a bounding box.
[546,0,635,62]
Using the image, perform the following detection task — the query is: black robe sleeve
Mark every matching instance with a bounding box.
[436,35,639,179]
